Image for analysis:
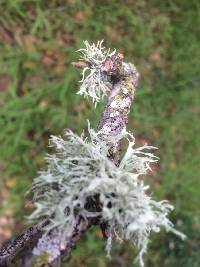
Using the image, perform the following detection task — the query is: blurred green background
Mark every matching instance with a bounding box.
[0,0,199,266]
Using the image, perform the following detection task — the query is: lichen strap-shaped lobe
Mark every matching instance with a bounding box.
[77,40,140,110]
[77,41,140,164]
[29,127,186,267]
[27,41,186,267]
[77,40,117,105]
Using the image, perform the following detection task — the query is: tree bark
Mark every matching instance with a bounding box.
[0,54,140,267]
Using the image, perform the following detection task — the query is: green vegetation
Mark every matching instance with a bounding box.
[0,1,199,266]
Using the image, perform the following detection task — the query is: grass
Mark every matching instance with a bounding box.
[0,0,200,266]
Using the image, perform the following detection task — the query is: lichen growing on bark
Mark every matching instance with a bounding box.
[77,40,116,105]
[26,41,186,267]
[29,125,185,266]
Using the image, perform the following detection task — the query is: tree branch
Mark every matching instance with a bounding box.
[0,52,139,267]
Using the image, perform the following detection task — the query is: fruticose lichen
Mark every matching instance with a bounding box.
[29,124,185,267]
[77,40,116,105]
[28,41,185,267]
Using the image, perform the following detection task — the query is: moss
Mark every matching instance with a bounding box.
[32,252,50,267]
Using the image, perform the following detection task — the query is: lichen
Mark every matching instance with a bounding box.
[28,41,185,267]
[29,124,185,267]
[77,40,116,105]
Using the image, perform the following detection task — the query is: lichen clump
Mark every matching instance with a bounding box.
[77,40,116,105]
[29,41,185,267]
[29,125,185,266]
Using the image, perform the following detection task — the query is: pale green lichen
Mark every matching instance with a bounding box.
[28,40,185,265]
[78,40,116,66]
[77,40,116,105]
[29,123,185,267]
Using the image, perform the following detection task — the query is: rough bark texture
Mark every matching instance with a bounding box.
[0,220,48,266]
[97,60,139,165]
[0,55,139,267]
